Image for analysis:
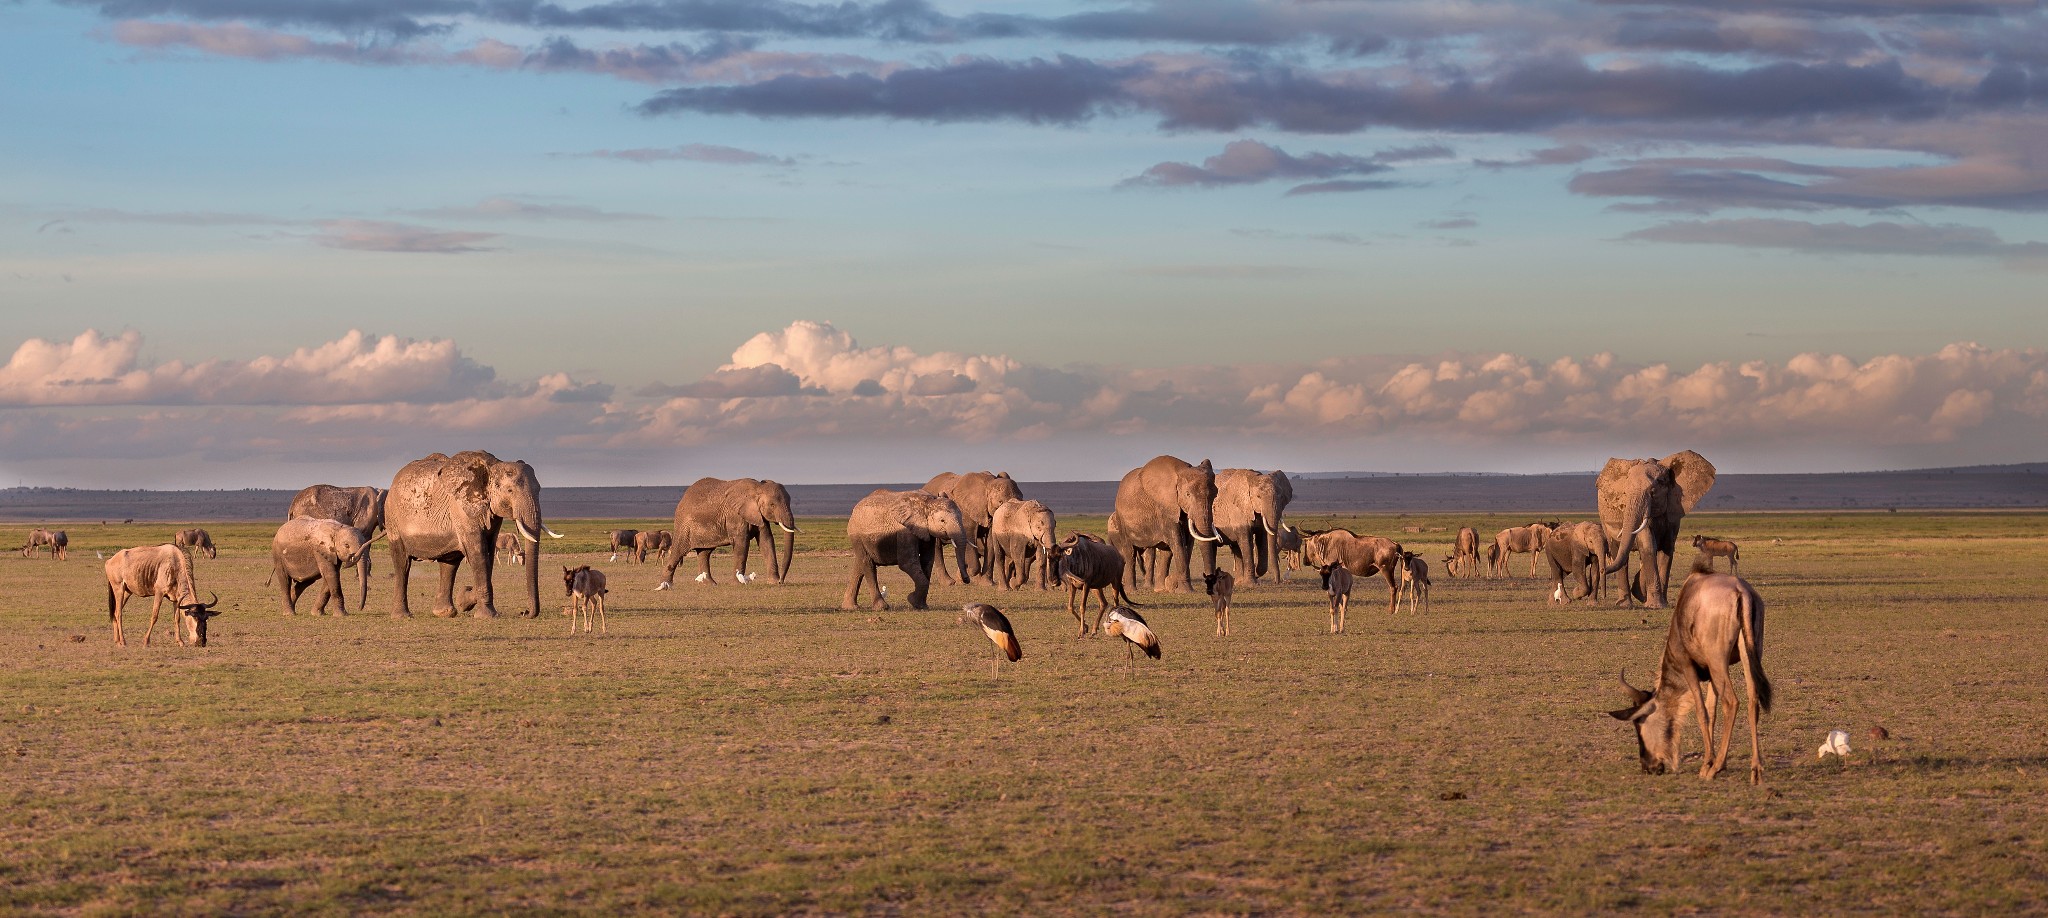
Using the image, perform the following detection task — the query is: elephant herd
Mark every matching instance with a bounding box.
[54,446,1724,648]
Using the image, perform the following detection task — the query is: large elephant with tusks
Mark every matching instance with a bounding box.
[657,477,799,588]
[1204,468,1292,586]
[1597,450,1716,609]
[1112,455,1222,593]
[385,450,561,618]
[842,489,970,611]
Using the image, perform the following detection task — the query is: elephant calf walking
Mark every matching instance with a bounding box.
[842,489,969,611]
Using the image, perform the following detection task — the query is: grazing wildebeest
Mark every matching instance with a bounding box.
[104,544,220,647]
[1609,560,1773,785]
[608,529,640,562]
[496,531,526,564]
[1300,528,1404,616]
[1051,532,1136,636]
[20,528,68,560]
[1202,569,1235,636]
[175,528,216,560]
[1692,534,1740,572]
[1451,527,1481,579]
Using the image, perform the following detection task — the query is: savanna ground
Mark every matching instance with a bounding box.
[2,511,2044,914]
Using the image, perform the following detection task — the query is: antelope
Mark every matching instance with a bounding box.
[1397,551,1431,614]
[563,565,608,634]
[1691,534,1739,573]
[1608,560,1773,785]
[1319,563,1355,634]
[105,544,221,647]
[174,528,216,560]
[1202,569,1236,635]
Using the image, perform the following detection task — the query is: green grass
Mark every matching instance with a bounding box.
[3,512,2045,914]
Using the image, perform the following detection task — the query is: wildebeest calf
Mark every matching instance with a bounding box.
[1319,563,1355,634]
[1691,534,1739,573]
[564,565,608,634]
[1202,569,1235,635]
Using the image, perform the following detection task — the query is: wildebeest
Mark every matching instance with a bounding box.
[1609,560,1773,785]
[1489,525,1550,577]
[20,528,68,560]
[496,531,526,564]
[1319,563,1355,634]
[104,544,220,647]
[1450,527,1481,578]
[175,528,216,560]
[1051,532,1135,636]
[1300,528,1405,616]
[563,565,608,634]
[1202,569,1235,636]
[608,529,639,561]
[1692,534,1740,573]
[1396,551,1431,614]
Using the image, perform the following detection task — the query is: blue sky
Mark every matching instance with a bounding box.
[3,0,2045,487]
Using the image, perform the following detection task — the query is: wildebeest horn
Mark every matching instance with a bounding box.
[517,520,541,543]
[188,591,220,610]
[1618,668,1652,707]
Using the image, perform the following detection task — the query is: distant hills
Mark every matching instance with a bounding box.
[2,463,2041,521]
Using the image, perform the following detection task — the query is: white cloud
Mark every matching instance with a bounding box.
[0,330,495,407]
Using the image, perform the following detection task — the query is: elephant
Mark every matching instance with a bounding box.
[1111,456,1222,593]
[1541,521,1610,604]
[287,484,386,538]
[924,471,1023,585]
[1598,450,1717,609]
[1204,469,1292,586]
[989,499,1057,590]
[657,477,798,588]
[271,517,374,615]
[384,450,561,619]
[842,488,969,611]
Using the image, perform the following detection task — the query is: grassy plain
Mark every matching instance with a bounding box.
[2,511,2045,914]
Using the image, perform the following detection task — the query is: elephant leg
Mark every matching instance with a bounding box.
[732,529,753,580]
[933,540,959,586]
[841,553,874,610]
[1650,549,1673,609]
[390,545,415,618]
[903,555,932,611]
[696,549,718,585]
[657,550,684,590]
[280,574,299,615]
[434,557,462,614]
[323,559,345,614]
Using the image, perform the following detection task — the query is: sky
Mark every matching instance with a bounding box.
[2,0,2045,488]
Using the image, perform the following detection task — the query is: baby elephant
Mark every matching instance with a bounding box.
[563,565,608,634]
[1319,562,1355,634]
[1202,569,1236,635]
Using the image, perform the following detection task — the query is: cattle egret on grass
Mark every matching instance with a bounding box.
[1818,729,1852,760]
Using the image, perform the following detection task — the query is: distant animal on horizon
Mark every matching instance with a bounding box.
[1397,551,1431,614]
[19,528,67,560]
[1203,569,1236,636]
[1300,528,1404,616]
[961,602,1022,663]
[175,528,216,560]
[1609,559,1772,785]
[104,544,220,647]
[1319,563,1354,634]
[1692,534,1739,573]
[1051,532,1136,636]
[563,565,608,634]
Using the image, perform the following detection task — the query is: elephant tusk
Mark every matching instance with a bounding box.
[545,527,564,539]
[1264,519,1279,537]
[517,520,541,543]
[1188,518,1222,543]
[776,521,799,534]
[1630,517,1648,536]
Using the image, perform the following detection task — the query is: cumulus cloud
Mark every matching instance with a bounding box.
[3,323,2043,481]
[0,330,495,407]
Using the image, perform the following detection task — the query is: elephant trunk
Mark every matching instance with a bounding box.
[779,523,796,582]
[951,530,973,585]
[1604,502,1649,575]
[512,499,548,616]
[357,543,373,610]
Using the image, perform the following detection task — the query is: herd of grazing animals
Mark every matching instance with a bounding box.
[18,447,1774,783]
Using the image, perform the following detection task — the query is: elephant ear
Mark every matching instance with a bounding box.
[1595,458,1639,527]
[1661,450,1717,513]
